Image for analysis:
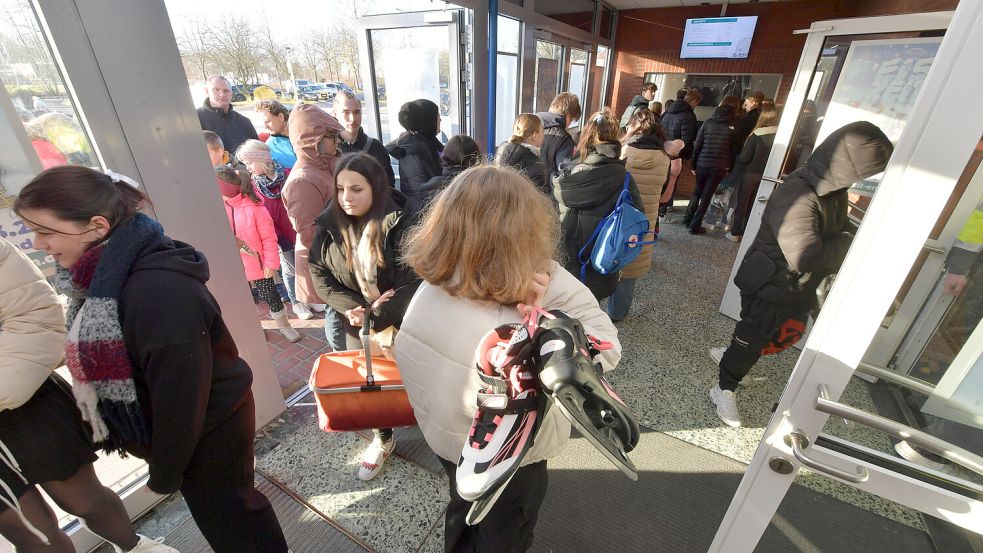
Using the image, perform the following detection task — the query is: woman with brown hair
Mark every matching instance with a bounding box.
[494,113,549,194]
[14,166,288,552]
[307,152,421,481]
[723,100,780,241]
[553,108,642,301]
[395,165,621,553]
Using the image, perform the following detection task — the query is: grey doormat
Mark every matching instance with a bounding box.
[530,429,935,553]
[163,473,375,553]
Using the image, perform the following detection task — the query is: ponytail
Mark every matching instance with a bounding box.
[510,113,543,145]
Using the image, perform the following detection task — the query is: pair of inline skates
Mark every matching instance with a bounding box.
[456,309,640,525]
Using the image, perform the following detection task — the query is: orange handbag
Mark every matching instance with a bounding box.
[308,316,417,432]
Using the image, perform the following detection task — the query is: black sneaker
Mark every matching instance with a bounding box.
[690,226,707,235]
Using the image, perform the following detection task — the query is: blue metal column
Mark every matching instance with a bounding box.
[487,0,498,151]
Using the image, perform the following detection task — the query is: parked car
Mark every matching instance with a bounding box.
[322,82,353,98]
[295,85,320,102]
[310,83,334,100]
[287,79,313,98]
[230,84,268,102]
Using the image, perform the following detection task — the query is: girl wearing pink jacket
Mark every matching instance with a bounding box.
[216,166,301,342]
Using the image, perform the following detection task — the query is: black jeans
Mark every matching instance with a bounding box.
[718,294,809,391]
[440,457,548,553]
[684,167,728,231]
[730,173,762,237]
[179,393,288,553]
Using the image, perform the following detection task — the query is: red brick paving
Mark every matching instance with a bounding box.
[255,302,333,399]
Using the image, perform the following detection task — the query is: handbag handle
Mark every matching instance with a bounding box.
[360,313,375,387]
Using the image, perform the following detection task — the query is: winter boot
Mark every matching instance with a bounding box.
[271,308,302,343]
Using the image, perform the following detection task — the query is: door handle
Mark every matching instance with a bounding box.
[814,385,983,476]
[761,176,784,185]
[922,243,946,255]
[757,195,768,203]
[786,430,869,483]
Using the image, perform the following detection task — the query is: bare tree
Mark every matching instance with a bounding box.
[212,15,262,85]
[298,31,323,82]
[334,23,361,89]
[176,17,214,81]
[257,16,289,88]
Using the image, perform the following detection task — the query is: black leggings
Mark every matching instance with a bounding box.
[252,277,284,313]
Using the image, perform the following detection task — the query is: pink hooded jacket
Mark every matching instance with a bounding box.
[282,104,344,303]
[223,192,280,281]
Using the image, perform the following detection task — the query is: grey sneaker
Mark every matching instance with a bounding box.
[709,385,742,428]
[709,346,726,365]
[118,535,178,553]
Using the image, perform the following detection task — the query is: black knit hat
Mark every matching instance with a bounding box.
[398,99,440,136]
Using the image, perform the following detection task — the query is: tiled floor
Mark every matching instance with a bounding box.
[257,302,332,398]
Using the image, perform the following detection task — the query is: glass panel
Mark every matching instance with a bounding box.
[596,45,609,67]
[370,26,455,144]
[355,0,451,17]
[682,73,782,123]
[536,0,595,33]
[600,5,615,40]
[534,40,563,112]
[0,1,150,542]
[497,15,520,55]
[496,54,519,146]
[568,48,588,126]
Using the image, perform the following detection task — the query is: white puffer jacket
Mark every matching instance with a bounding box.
[394,261,621,464]
[0,239,66,411]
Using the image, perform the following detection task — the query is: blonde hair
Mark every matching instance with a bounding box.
[548,92,582,121]
[754,100,779,129]
[403,165,558,304]
[576,108,620,163]
[509,113,543,144]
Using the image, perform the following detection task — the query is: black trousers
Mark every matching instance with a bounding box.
[684,167,728,231]
[718,294,809,391]
[179,393,288,553]
[440,457,548,553]
[730,173,762,237]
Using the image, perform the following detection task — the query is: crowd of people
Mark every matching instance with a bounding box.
[0,72,895,553]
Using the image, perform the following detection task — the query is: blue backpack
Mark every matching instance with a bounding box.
[578,172,656,282]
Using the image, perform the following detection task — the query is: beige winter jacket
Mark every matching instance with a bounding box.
[0,239,66,411]
[620,137,683,280]
[394,261,621,464]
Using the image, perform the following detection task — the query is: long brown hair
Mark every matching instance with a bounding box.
[622,108,667,144]
[14,166,151,243]
[576,108,620,162]
[754,100,779,130]
[331,153,393,270]
[403,165,558,304]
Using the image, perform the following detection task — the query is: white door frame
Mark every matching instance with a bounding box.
[710,2,983,551]
[30,1,287,549]
[719,10,954,321]
[355,11,466,148]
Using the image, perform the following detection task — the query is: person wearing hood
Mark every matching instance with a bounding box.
[15,166,289,552]
[308,153,421,482]
[718,100,779,242]
[683,96,739,235]
[708,121,894,428]
[619,82,658,131]
[412,135,482,216]
[255,99,297,169]
[610,108,685,321]
[554,108,642,301]
[495,113,549,195]
[334,90,396,187]
[659,89,701,218]
[537,92,582,179]
[282,103,348,347]
[386,99,443,204]
[197,75,258,154]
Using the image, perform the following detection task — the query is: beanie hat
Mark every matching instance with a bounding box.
[236,140,273,166]
[397,99,440,136]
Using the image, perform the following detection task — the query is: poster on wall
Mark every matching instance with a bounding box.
[818,37,942,148]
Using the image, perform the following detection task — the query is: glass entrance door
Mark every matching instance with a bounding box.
[534,40,563,112]
[710,5,983,551]
[357,10,465,170]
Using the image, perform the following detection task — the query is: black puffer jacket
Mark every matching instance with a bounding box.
[495,141,549,194]
[692,106,737,170]
[661,100,698,159]
[553,142,643,300]
[537,112,575,179]
[386,131,443,205]
[410,165,467,216]
[736,121,893,307]
[719,127,778,190]
[308,199,422,331]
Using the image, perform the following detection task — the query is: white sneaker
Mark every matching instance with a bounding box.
[709,346,726,366]
[357,435,395,481]
[308,303,327,313]
[118,534,178,553]
[293,302,313,320]
[709,385,742,428]
[725,232,741,242]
